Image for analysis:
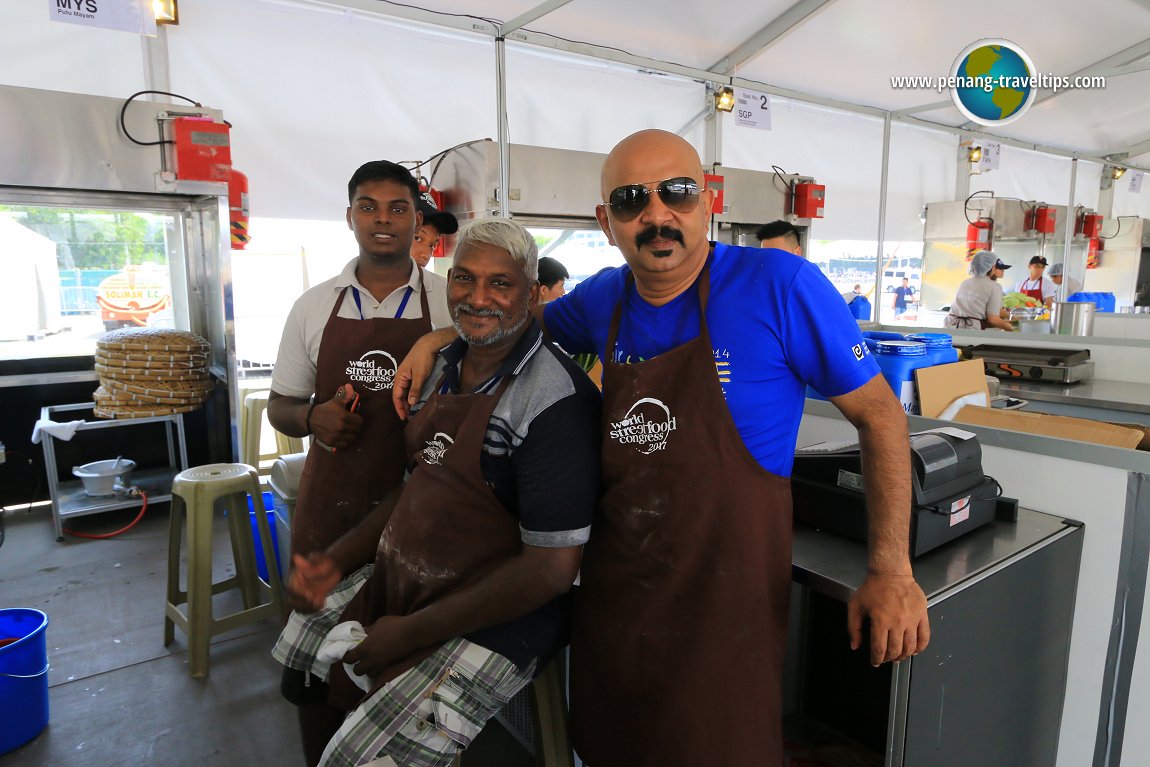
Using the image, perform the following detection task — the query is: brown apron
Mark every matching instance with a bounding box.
[571,265,793,766]
[291,277,432,558]
[328,373,521,707]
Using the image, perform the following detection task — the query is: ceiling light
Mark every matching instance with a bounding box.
[1111,166,1127,180]
[967,146,983,164]
[714,86,735,113]
[154,0,179,25]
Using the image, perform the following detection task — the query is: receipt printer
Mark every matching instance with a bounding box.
[791,428,1003,557]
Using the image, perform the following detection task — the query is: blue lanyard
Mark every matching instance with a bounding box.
[351,285,414,320]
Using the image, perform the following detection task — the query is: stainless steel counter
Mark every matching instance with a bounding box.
[792,507,1077,604]
[997,377,1150,416]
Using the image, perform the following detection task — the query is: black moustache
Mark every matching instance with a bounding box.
[635,225,685,249]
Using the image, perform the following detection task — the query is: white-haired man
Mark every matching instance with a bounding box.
[274,218,601,767]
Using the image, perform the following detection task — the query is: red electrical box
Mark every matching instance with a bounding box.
[172,117,232,183]
[703,173,724,214]
[1077,213,1103,239]
[1025,205,1057,234]
[792,182,825,219]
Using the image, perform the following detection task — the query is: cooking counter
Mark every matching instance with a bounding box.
[997,377,1150,423]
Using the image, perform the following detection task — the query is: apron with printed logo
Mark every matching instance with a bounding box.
[571,264,792,766]
[291,276,431,558]
[328,375,520,707]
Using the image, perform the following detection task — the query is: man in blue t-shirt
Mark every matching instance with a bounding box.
[893,276,916,318]
[394,129,929,765]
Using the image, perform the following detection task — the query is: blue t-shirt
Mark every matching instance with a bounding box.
[543,242,879,477]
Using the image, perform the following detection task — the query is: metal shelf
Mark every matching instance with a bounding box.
[40,402,188,541]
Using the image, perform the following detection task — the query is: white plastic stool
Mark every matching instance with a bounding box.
[241,390,304,480]
[163,462,284,678]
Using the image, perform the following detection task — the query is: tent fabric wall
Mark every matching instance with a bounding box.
[166,0,498,222]
[884,122,959,242]
[505,43,703,157]
[720,98,885,241]
[0,1,146,98]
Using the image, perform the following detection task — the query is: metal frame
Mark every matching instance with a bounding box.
[39,402,188,541]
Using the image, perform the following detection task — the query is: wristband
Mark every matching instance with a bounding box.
[305,401,319,435]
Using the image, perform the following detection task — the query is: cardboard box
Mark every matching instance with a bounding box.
[915,359,991,419]
[955,405,1144,449]
[1105,422,1150,451]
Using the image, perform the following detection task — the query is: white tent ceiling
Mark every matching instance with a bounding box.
[328,0,1150,169]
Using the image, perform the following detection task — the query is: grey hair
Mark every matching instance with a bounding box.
[453,218,539,282]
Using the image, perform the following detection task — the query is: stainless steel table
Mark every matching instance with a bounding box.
[39,402,188,540]
[789,508,1083,766]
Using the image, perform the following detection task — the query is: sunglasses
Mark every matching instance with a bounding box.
[604,177,702,222]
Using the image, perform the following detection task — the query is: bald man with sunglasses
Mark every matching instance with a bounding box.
[393,129,929,766]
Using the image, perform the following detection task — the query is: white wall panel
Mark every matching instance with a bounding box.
[0,0,146,97]
[166,0,497,221]
[721,98,884,240]
[504,43,703,157]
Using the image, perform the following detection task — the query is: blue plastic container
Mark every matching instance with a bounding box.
[874,340,931,414]
[246,491,281,581]
[848,295,872,321]
[905,333,960,366]
[0,608,50,755]
[1067,291,1116,313]
[861,330,905,354]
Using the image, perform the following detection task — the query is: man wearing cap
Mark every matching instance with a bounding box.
[409,191,459,270]
[1049,263,1083,299]
[945,250,1014,330]
[1015,255,1057,308]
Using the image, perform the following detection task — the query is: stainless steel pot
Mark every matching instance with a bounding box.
[1050,301,1095,335]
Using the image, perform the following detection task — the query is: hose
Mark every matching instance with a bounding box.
[63,490,149,540]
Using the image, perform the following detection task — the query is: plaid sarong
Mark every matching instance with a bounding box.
[319,638,534,767]
[272,564,375,681]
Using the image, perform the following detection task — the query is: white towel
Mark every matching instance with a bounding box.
[31,419,85,444]
[938,392,990,421]
[317,620,372,692]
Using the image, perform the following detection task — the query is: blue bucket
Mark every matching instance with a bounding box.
[0,608,50,755]
[246,491,281,581]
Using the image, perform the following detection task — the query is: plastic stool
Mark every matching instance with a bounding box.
[164,463,284,678]
[242,390,304,479]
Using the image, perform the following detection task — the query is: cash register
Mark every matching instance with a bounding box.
[791,427,1010,557]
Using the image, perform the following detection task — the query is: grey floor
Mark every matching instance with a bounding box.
[0,502,534,767]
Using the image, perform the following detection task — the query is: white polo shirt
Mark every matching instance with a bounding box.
[271,257,452,399]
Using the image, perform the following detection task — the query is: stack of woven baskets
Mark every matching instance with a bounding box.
[92,328,214,419]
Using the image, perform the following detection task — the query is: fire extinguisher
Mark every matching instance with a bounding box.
[228,168,250,250]
[966,218,992,260]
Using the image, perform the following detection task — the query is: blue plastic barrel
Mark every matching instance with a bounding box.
[0,608,50,755]
[874,340,930,414]
[848,295,872,321]
[861,330,905,354]
[905,333,960,366]
[1067,291,1116,312]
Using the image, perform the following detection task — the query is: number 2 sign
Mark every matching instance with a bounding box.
[734,88,772,131]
